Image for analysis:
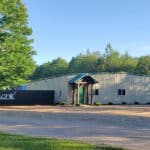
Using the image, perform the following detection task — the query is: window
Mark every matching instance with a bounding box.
[122,89,126,95]
[118,89,126,96]
[118,89,122,95]
[95,89,99,95]
[58,90,62,97]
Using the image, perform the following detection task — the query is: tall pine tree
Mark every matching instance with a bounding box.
[0,0,35,89]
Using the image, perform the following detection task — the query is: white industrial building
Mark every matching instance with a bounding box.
[26,73,150,105]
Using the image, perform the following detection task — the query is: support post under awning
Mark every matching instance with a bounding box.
[77,82,79,104]
[91,84,93,105]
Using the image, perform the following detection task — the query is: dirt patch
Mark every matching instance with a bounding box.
[0,105,149,150]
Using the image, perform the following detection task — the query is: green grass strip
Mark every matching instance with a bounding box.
[0,132,127,150]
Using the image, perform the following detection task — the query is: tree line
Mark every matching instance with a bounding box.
[30,43,150,80]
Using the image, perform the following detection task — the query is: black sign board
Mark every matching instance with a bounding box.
[0,90,54,105]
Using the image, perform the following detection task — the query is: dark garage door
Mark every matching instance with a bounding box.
[0,90,54,105]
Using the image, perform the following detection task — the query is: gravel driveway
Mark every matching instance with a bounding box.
[0,105,149,150]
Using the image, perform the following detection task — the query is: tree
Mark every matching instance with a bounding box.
[121,51,137,73]
[104,43,122,72]
[69,50,100,73]
[50,57,69,76]
[30,58,69,80]
[0,0,35,89]
[97,55,105,72]
[30,62,52,80]
[135,56,150,75]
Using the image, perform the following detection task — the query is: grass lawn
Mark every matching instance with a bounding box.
[0,132,127,150]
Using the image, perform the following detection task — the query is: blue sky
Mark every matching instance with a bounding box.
[23,0,150,64]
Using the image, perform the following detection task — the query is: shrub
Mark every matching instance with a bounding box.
[55,102,60,105]
[60,101,67,105]
[94,101,101,106]
[146,102,150,105]
[76,103,81,106]
[134,101,139,105]
[122,101,126,105]
[108,102,113,105]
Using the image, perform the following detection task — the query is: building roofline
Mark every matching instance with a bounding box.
[26,72,150,84]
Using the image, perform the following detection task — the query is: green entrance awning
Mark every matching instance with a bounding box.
[69,73,98,84]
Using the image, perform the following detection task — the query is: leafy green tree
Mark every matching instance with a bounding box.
[50,57,69,76]
[0,0,35,89]
[135,56,150,75]
[121,51,137,73]
[30,62,52,80]
[69,50,100,73]
[104,43,122,72]
[97,55,105,72]
[30,58,69,80]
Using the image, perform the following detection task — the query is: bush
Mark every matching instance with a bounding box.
[60,102,67,105]
[55,102,60,105]
[94,101,101,106]
[76,103,81,106]
[108,102,113,105]
[146,102,150,105]
[122,101,126,105]
[134,101,139,105]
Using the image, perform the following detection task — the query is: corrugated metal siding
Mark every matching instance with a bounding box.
[92,73,150,104]
[26,73,150,104]
[26,76,69,103]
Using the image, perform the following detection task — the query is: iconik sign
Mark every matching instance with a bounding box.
[0,90,54,105]
[0,91,16,100]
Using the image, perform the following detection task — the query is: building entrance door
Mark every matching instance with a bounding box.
[79,87,84,104]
